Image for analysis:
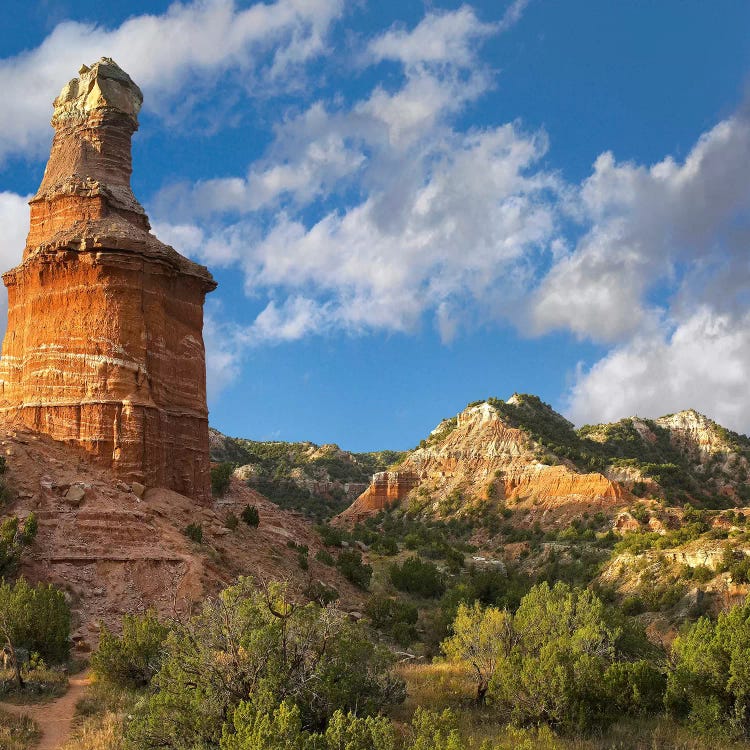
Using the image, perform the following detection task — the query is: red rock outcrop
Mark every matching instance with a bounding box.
[341,470,419,523]
[0,59,216,501]
[338,401,632,527]
[0,426,363,645]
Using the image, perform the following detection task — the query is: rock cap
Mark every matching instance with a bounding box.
[53,57,143,127]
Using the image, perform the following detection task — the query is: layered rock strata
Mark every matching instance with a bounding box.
[340,401,629,525]
[0,59,216,501]
[341,471,419,522]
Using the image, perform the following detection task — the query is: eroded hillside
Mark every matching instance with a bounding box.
[209,428,405,520]
[0,424,363,650]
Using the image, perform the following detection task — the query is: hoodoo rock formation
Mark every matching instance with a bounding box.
[0,59,216,501]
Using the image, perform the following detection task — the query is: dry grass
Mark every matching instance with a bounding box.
[0,708,40,750]
[0,667,68,703]
[394,662,750,750]
[59,712,125,750]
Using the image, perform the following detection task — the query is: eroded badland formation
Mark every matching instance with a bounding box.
[3,60,750,654]
[0,59,215,502]
[0,60,363,646]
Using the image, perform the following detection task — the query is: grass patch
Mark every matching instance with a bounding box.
[0,708,40,750]
[0,666,68,702]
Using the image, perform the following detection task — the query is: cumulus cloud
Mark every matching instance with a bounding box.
[154,4,556,347]
[566,308,750,432]
[533,110,750,341]
[544,101,750,426]
[0,0,343,162]
[0,192,30,332]
[368,5,496,68]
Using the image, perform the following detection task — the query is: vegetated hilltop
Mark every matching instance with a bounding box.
[325,394,750,646]
[209,428,405,520]
[340,393,750,527]
[0,424,363,650]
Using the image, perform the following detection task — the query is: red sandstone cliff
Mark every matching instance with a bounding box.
[0,59,216,501]
[338,400,631,527]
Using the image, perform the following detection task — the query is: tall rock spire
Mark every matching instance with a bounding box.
[0,58,217,502]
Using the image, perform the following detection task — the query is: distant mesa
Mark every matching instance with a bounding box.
[0,58,216,502]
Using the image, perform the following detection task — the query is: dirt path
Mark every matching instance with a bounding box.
[0,672,90,750]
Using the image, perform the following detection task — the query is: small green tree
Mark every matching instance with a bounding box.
[126,578,404,748]
[441,601,510,703]
[211,463,235,497]
[92,610,170,689]
[443,582,663,731]
[666,599,750,736]
[241,505,260,528]
[221,700,396,750]
[410,708,464,750]
[184,523,203,544]
[0,578,70,687]
[389,556,445,598]
[336,550,372,590]
[0,514,37,576]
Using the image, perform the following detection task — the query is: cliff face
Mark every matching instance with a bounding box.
[341,471,419,523]
[339,401,630,526]
[340,397,750,526]
[0,59,216,501]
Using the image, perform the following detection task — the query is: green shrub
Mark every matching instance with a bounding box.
[0,578,70,668]
[92,611,170,689]
[221,701,397,750]
[185,523,203,544]
[666,599,750,736]
[604,660,666,716]
[211,463,235,497]
[0,514,37,576]
[298,552,309,571]
[126,579,404,747]
[303,580,339,606]
[336,549,372,589]
[241,505,260,528]
[389,556,445,598]
[364,594,418,645]
[316,524,347,548]
[442,582,664,731]
[315,549,335,566]
[226,513,239,530]
[621,595,645,615]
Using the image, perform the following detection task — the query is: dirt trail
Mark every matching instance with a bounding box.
[0,672,90,750]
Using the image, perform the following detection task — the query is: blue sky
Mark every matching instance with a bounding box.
[1,0,750,450]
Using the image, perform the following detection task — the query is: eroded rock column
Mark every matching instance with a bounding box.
[0,58,217,502]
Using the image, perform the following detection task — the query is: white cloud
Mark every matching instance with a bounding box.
[153,4,555,347]
[160,121,559,344]
[0,192,28,272]
[368,5,495,68]
[203,311,243,402]
[0,192,30,332]
[566,308,750,432]
[533,111,750,341]
[0,0,343,162]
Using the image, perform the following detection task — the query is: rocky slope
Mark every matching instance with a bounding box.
[0,424,363,650]
[338,394,750,526]
[209,428,404,520]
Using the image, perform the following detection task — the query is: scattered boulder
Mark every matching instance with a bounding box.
[64,483,86,506]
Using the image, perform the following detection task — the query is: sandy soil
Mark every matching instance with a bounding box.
[0,673,90,749]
